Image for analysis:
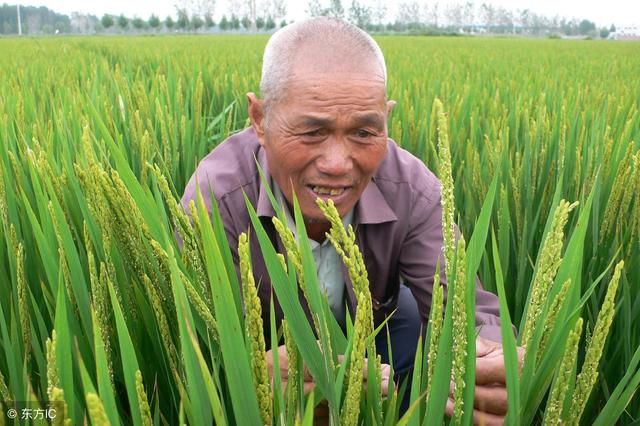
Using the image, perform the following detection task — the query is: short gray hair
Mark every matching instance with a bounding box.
[260,17,387,107]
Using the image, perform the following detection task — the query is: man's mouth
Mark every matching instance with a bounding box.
[308,185,352,197]
[311,186,346,196]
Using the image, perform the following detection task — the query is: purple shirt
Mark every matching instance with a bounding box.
[181,127,503,342]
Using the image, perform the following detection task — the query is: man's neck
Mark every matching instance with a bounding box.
[305,221,331,244]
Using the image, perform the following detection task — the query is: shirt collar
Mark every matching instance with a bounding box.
[255,144,397,226]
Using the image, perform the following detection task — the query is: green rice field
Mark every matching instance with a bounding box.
[0,35,639,425]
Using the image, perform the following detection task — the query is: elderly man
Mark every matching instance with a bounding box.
[181,17,516,425]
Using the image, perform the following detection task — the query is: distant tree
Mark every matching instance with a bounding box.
[279,19,287,27]
[176,8,189,29]
[204,13,215,28]
[165,15,175,29]
[230,14,240,29]
[372,0,387,25]
[397,1,421,28]
[462,1,475,31]
[195,0,216,25]
[327,0,345,19]
[132,17,145,30]
[427,2,440,27]
[192,15,204,30]
[348,0,371,29]
[148,14,161,29]
[219,15,229,30]
[256,16,265,29]
[270,0,287,23]
[519,8,531,33]
[609,24,616,33]
[444,2,463,30]
[480,3,495,31]
[495,6,514,33]
[101,14,114,29]
[241,15,251,29]
[600,27,610,38]
[117,14,128,29]
[578,19,596,35]
[265,15,275,30]
[307,0,325,17]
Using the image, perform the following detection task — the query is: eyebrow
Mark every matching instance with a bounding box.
[353,112,385,129]
[300,112,384,129]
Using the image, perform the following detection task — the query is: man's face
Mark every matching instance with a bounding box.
[249,71,394,224]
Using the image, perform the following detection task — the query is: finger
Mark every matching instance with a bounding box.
[446,398,505,426]
[473,385,508,415]
[471,408,505,426]
[445,397,454,417]
[517,346,526,371]
[380,363,391,396]
[476,356,507,385]
[303,380,316,395]
[476,336,500,357]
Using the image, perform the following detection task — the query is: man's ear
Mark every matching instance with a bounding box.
[247,92,266,146]
[386,99,396,119]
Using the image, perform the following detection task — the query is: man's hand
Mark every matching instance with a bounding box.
[445,336,525,426]
[265,345,392,396]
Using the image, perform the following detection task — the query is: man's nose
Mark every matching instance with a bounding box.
[316,138,352,176]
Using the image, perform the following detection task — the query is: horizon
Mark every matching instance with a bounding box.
[12,0,640,28]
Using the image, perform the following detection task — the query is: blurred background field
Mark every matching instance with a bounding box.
[0,36,639,423]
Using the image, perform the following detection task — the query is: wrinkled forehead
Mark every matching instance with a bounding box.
[288,39,386,85]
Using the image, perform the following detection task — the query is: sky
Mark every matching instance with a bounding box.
[16,0,640,28]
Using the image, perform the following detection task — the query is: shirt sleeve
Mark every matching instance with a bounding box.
[397,182,506,343]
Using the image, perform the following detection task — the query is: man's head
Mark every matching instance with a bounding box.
[247,17,395,237]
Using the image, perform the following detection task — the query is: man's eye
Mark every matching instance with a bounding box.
[303,129,322,137]
[356,129,373,138]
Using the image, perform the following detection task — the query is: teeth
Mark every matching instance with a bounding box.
[312,186,346,196]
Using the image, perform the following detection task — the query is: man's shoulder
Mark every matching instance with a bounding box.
[181,127,261,205]
[374,139,441,205]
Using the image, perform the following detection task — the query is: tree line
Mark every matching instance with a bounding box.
[0,1,616,38]
[312,0,613,38]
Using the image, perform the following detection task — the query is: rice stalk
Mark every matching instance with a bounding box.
[0,370,9,404]
[451,237,468,422]
[86,392,110,426]
[600,144,634,242]
[614,149,639,236]
[283,320,299,418]
[568,260,624,425]
[316,198,373,426]
[151,165,208,303]
[521,200,578,349]
[48,202,76,311]
[141,274,181,383]
[433,98,456,280]
[341,294,372,426]
[46,330,59,402]
[14,231,31,365]
[85,224,114,385]
[537,279,572,362]
[542,317,583,426]
[50,387,72,426]
[0,164,9,227]
[239,232,272,424]
[135,370,153,426]
[425,262,444,398]
[271,217,305,292]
